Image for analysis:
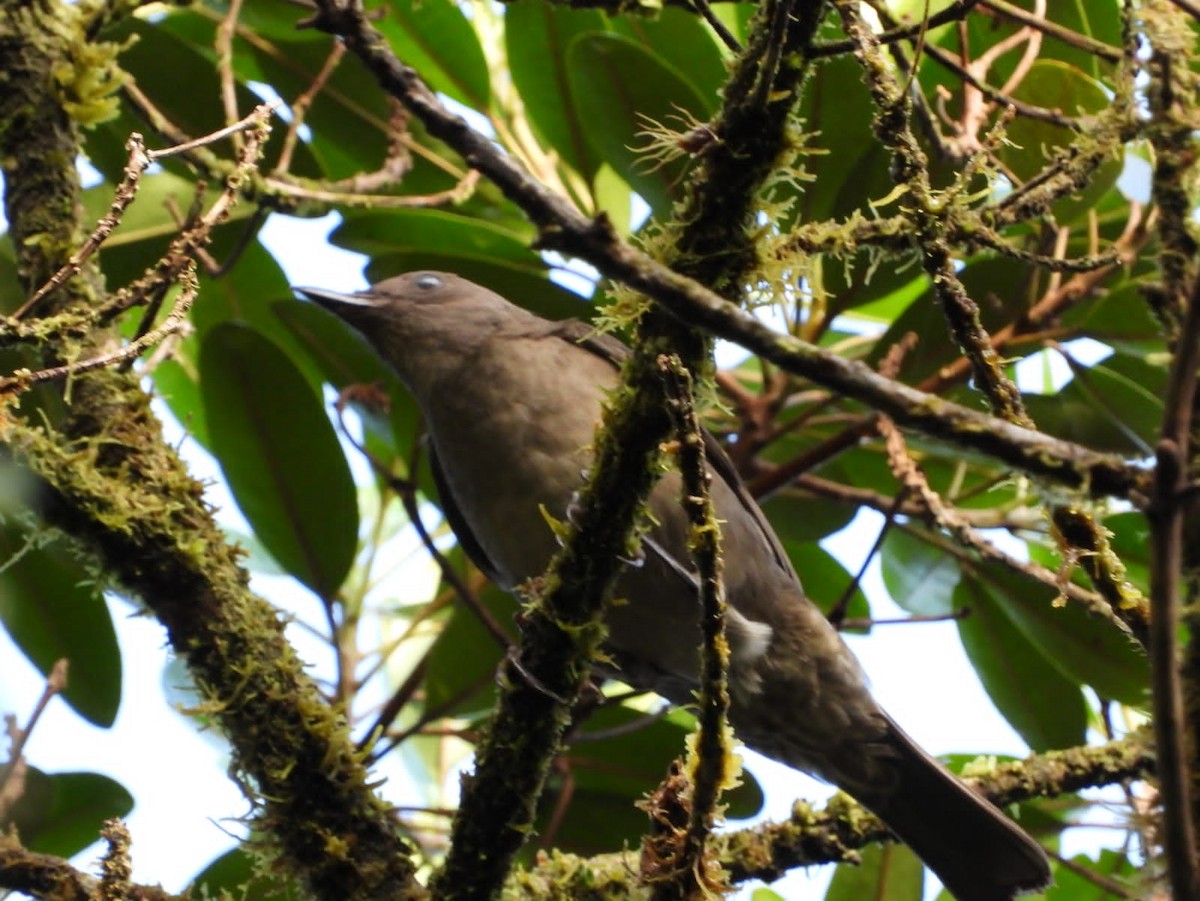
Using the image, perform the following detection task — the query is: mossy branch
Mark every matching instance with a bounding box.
[0,8,422,899]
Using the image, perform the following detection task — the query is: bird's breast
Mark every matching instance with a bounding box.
[424,337,615,586]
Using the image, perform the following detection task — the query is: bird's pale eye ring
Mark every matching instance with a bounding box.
[415,273,443,290]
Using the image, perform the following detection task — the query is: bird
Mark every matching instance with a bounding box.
[296,270,1052,900]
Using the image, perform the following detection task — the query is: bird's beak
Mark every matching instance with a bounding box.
[294,286,376,310]
[294,287,388,333]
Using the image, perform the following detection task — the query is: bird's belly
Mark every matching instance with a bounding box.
[430,395,598,588]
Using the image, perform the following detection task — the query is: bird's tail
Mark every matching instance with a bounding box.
[860,716,1051,901]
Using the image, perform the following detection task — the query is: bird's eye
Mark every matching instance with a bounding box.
[415,273,442,290]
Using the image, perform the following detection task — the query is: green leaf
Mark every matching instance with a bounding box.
[867,256,1032,385]
[761,490,857,544]
[91,18,321,183]
[1024,353,1166,455]
[331,209,594,321]
[200,323,359,598]
[189,846,302,901]
[793,55,891,225]
[789,543,871,625]
[881,528,961,617]
[333,208,537,268]
[0,523,121,727]
[376,0,491,110]
[506,0,608,181]
[1060,282,1161,357]
[525,705,763,858]
[955,573,1086,751]
[425,583,514,718]
[566,33,714,217]
[826,843,924,901]
[272,299,398,390]
[974,563,1148,708]
[1045,848,1138,900]
[611,8,729,99]
[1000,60,1123,224]
[5,769,133,858]
[273,299,424,464]
[152,334,209,448]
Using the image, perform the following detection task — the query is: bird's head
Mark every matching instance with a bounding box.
[297,271,529,371]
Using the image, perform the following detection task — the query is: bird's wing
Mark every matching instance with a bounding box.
[549,319,799,582]
[429,448,505,586]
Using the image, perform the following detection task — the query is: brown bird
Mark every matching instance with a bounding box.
[297,271,1051,900]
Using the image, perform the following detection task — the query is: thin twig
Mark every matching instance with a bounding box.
[810,0,983,58]
[264,168,478,208]
[0,267,201,394]
[691,0,740,52]
[8,137,149,320]
[980,0,1122,61]
[275,40,347,175]
[838,609,970,630]
[828,487,907,628]
[1147,273,1200,901]
[215,0,246,151]
[149,100,279,161]
[0,660,68,819]
[654,354,732,899]
[1044,848,1134,898]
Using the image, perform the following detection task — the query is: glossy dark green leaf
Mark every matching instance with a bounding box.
[190,236,306,346]
[1060,282,1161,356]
[91,18,321,183]
[566,33,714,217]
[271,298,396,390]
[273,299,424,463]
[611,8,728,99]
[1045,848,1137,900]
[152,333,209,448]
[526,705,763,858]
[926,2,1122,96]
[425,582,515,717]
[760,489,857,544]
[333,208,537,268]
[506,0,608,181]
[331,209,594,321]
[188,846,301,900]
[1023,353,1166,455]
[200,323,358,597]
[881,528,960,617]
[376,0,490,110]
[867,257,1033,385]
[826,843,924,901]
[1001,60,1123,224]
[793,55,890,225]
[0,523,121,727]
[954,574,1086,751]
[974,563,1148,707]
[159,9,393,181]
[787,543,871,626]
[5,768,133,858]
[157,236,319,450]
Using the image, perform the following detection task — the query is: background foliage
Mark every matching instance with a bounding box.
[0,0,1176,898]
